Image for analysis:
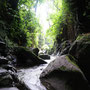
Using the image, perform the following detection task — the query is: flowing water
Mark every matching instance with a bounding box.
[17,56,56,90]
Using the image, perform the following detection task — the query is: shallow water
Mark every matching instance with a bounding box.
[17,56,56,90]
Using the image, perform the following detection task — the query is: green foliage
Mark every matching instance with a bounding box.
[46,0,74,50]
[45,0,63,49]
[0,0,43,48]
[18,0,43,47]
[0,0,75,50]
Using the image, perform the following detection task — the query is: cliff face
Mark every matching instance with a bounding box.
[56,0,90,49]
[69,0,90,34]
[0,0,19,41]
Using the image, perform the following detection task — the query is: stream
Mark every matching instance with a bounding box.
[17,56,56,90]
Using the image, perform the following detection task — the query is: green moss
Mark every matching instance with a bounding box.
[59,55,80,72]
[76,34,83,40]
[60,65,68,71]
[62,41,67,49]
[65,55,79,69]
[76,34,90,41]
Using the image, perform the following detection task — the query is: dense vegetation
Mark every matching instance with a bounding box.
[0,0,90,89]
[0,0,43,48]
[0,0,90,51]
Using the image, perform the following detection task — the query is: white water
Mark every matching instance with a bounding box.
[17,56,56,90]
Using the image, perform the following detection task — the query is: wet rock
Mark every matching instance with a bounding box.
[0,68,13,87]
[39,54,50,60]
[0,87,19,90]
[13,46,46,67]
[32,48,39,56]
[69,34,90,82]
[60,46,70,55]
[0,56,8,65]
[6,55,17,65]
[2,64,17,73]
[57,40,71,55]
[0,68,31,90]
[0,41,7,56]
[16,80,31,90]
[40,55,90,90]
[9,73,31,90]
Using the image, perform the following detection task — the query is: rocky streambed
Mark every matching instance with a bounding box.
[17,56,55,90]
[0,33,90,90]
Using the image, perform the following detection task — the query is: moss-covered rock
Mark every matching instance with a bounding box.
[69,33,90,82]
[13,46,46,67]
[40,55,89,90]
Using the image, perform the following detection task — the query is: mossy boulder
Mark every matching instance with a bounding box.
[69,33,90,82]
[13,46,46,67]
[40,55,89,90]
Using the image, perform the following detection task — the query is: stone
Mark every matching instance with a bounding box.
[57,40,71,55]
[0,41,7,56]
[0,87,19,90]
[32,48,39,56]
[2,65,17,73]
[13,46,46,67]
[6,55,17,65]
[69,34,90,82]
[0,68,30,89]
[60,46,70,55]
[0,56,8,65]
[0,68,13,87]
[39,54,50,60]
[40,55,90,90]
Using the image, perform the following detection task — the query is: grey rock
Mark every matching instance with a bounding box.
[69,34,90,82]
[40,55,89,90]
[32,48,39,56]
[13,46,46,67]
[0,87,19,90]
[0,56,8,65]
[39,54,50,60]
[0,68,13,87]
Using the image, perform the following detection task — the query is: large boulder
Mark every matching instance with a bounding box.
[69,34,90,82]
[13,46,46,67]
[40,55,90,90]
